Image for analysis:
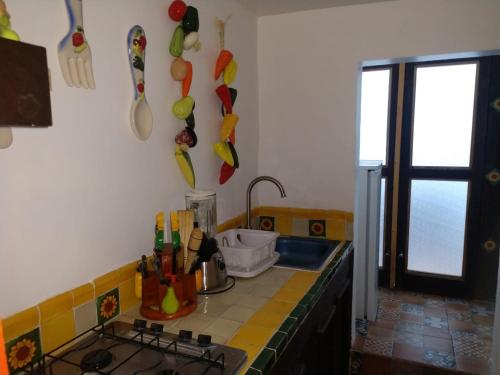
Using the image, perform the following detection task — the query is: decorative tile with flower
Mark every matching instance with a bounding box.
[96,288,120,325]
[5,328,42,374]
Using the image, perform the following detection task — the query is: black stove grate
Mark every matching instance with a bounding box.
[17,322,225,375]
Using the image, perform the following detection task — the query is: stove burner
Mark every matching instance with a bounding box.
[80,349,113,372]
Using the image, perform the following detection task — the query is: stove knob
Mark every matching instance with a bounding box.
[179,330,193,341]
[133,319,147,332]
[151,323,164,335]
[197,334,212,347]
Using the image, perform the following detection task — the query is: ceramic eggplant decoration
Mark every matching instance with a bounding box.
[214,19,240,184]
[128,25,153,141]
[168,0,201,188]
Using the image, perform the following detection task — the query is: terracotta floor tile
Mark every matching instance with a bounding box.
[472,315,494,326]
[368,325,394,339]
[394,331,423,348]
[370,319,396,330]
[352,335,365,351]
[423,326,450,339]
[380,300,401,310]
[397,321,424,335]
[455,355,491,374]
[446,302,470,312]
[423,336,453,351]
[400,312,424,323]
[424,307,447,318]
[448,320,477,333]
[393,343,424,363]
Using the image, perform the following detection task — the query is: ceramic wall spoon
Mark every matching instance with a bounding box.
[127,25,153,141]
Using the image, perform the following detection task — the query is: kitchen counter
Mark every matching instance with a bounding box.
[119,241,353,374]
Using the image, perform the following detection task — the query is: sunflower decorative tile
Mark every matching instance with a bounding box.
[482,239,497,253]
[490,97,500,113]
[309,219,326,237]
[485,168,500,185]
[96,288,120,325]
[259,216,275,231]
[5,328,42,374]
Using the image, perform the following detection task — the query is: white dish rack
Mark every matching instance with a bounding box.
[215,229,280,278]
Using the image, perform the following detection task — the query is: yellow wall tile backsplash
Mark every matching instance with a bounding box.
[40,310,76,353]
[94,270,121,297]
[72,283,94,307]
[2,205,352,366]
[3,307,39,342]
[38,292,73,323]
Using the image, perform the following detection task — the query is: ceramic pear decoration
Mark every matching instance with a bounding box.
[128,25,153,141]
[168,0,201,188]
[214,16,240,184]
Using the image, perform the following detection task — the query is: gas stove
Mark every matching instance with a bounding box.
[22,320,247,375]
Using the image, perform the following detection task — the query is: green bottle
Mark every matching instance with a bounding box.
[155,212,165,252]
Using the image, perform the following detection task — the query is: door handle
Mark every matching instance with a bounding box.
[317,305,337,335]
[333,280,351,305]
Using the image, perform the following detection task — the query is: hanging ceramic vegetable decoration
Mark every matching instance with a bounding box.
[214,17,239,184]
[168,0,201,189]
[128,25,153,141]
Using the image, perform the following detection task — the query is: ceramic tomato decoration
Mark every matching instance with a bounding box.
[168,0,187,22]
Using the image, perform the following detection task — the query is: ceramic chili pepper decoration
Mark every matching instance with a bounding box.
[216,84,233,114]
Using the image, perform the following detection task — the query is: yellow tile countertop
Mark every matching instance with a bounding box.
[118,241,353,375]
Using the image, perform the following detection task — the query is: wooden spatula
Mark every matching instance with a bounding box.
[178,210,194,270]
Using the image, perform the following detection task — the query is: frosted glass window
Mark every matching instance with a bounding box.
[379,178,386,268]
[360,69,391,164]
[407,180,468,277]
[412,64,477,167]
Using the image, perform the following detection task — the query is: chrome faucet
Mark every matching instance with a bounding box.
[246,176,286,229]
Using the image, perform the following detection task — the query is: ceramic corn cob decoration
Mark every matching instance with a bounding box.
[168,0,201,189]
[214,17,240,184]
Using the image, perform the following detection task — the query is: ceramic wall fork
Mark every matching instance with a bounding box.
[58,0,95,89]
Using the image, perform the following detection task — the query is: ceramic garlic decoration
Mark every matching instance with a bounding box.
[127,25,153,141]
[57,0,95,89]
[168,0,201,189]
[214,18,240,184]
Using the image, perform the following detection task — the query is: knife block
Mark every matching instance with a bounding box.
[140,250,197,320]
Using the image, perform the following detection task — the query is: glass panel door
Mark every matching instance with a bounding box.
[397,59,482,296]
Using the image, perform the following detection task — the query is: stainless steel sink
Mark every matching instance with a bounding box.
[274,236,341,271]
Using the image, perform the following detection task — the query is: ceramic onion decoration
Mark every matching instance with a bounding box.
[168,0,201,189]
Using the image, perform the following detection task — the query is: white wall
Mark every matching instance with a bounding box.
[0,0,258,317]
[257,0,500,212]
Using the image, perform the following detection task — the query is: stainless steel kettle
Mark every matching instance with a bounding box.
[199,250,228,292]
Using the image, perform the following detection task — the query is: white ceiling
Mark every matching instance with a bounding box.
[235,0,397,16]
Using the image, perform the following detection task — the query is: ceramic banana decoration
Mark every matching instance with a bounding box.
[168,0,201,189]
[0,0,19,41]
[128,25,153,141]
[0,0,18,150]
[214,17,239,184]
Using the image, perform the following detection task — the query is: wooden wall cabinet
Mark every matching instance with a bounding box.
[0,38,52,127]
